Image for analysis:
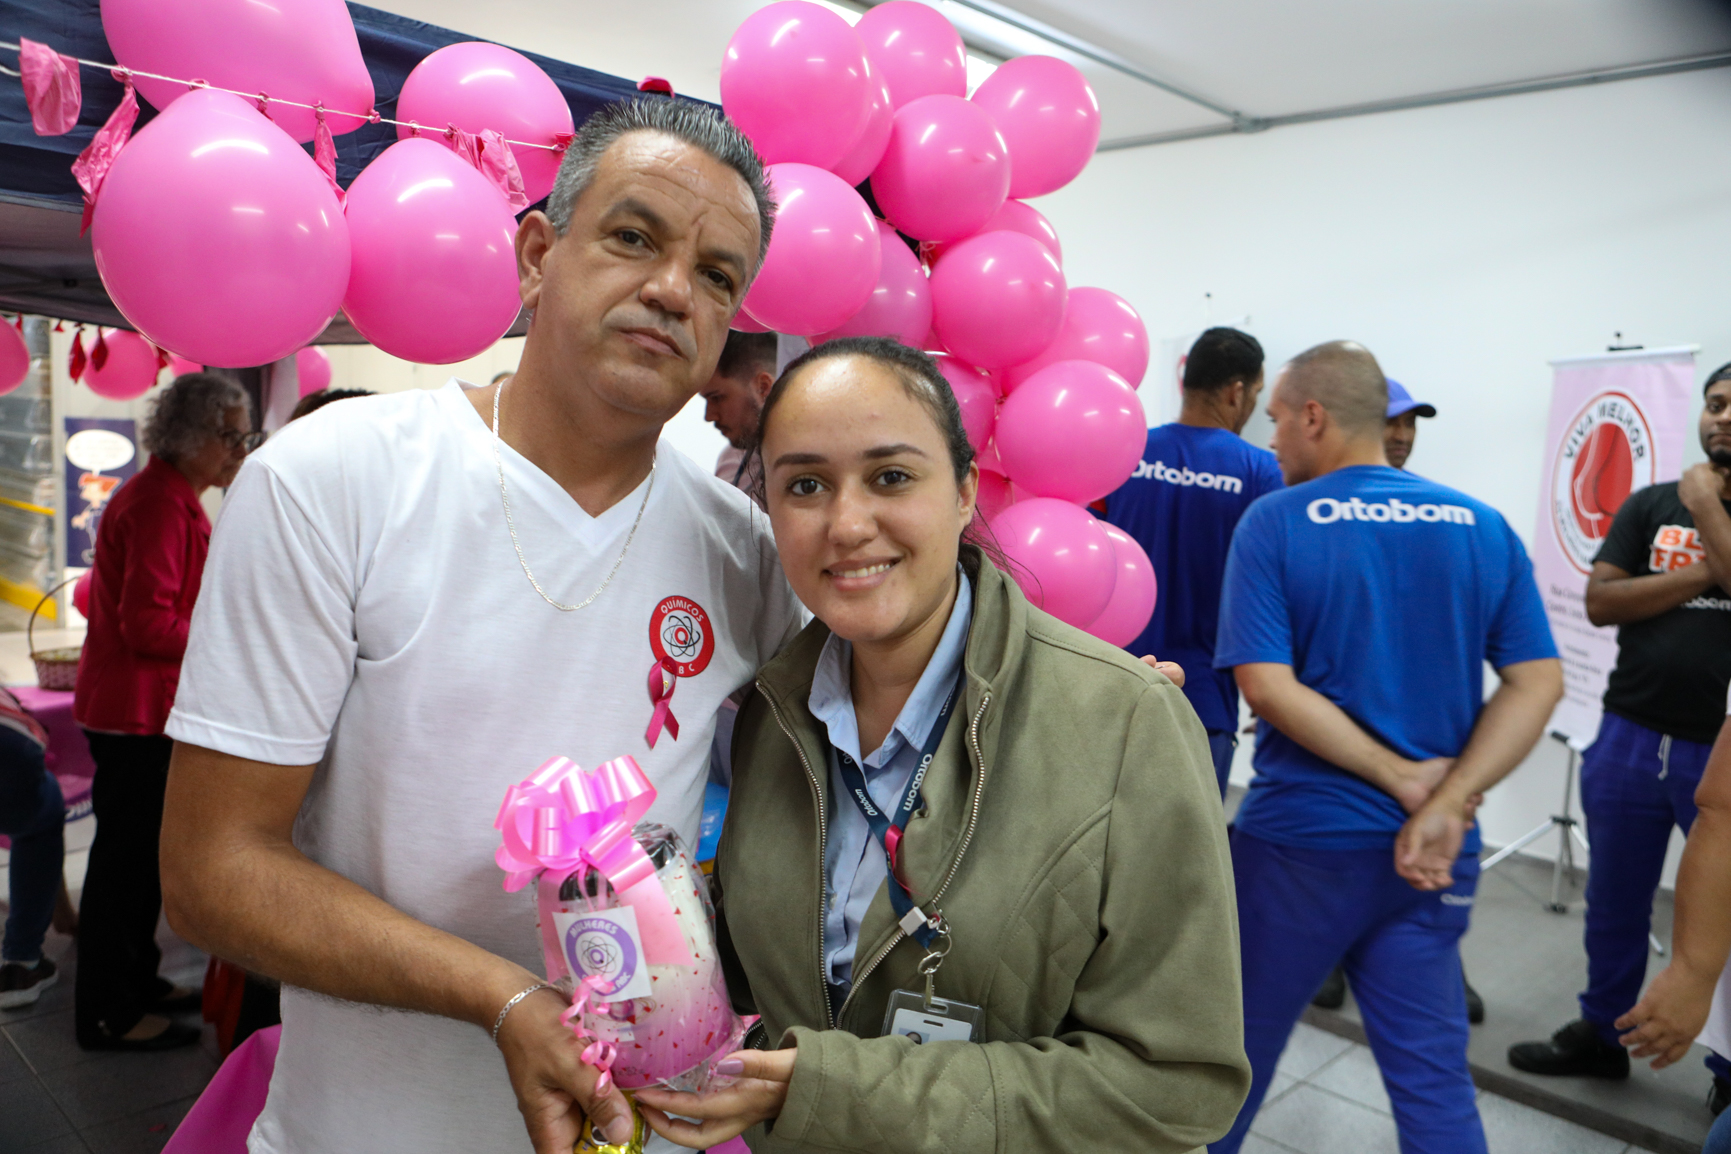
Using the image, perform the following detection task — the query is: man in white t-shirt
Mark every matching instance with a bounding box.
[159,98,798,1154]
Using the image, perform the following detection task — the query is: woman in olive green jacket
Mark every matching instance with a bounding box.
[636,337,1248,1152]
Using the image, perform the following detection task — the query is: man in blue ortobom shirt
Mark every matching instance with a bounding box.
[1209,341,1563,1154]
[1102,327,1283,795]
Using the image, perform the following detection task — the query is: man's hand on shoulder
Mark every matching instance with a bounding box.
[1139,653,1185,688]
[495,986,636,1153]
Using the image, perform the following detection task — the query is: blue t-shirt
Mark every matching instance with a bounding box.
[1215,466,1557,851]
[1104,424,1284,732]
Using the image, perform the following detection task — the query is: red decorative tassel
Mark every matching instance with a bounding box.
[68,327,86,381]
[90,329,108,371]
[10,315,20,332]
[154,344,169,371]
[53,319,64,332]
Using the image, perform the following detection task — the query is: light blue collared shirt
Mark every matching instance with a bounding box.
[808,571,973,992]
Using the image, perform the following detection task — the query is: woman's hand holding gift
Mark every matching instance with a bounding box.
[495,984,638,1153]
[634,1048,796,1149]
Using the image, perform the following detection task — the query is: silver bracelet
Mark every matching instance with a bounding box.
[491,982,552,1044]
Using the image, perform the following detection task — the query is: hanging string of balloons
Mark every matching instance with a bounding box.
[5,0,578,376]
[718,0,1156,645]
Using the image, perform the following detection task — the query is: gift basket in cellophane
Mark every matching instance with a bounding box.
[495,755,746,1150]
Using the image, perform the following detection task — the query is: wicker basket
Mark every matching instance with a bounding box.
[29,576,82,691]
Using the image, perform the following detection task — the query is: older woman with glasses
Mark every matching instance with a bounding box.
[72,371,257,1051]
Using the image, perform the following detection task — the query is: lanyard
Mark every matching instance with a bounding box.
[831,669,965,949]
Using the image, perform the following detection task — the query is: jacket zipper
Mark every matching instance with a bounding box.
[836,691,992,1024]
[760,682,836,1029]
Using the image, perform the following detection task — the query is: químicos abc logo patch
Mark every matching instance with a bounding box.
[1551,391,1655,574]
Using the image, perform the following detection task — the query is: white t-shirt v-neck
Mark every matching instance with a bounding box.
[168,380,802,1154]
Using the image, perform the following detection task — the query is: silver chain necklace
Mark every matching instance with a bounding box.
[491,378,655,612]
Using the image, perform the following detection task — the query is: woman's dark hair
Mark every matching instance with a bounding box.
[757,336,975,483]
[752,336,1009,568]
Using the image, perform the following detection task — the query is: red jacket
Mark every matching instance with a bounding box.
[73,457,211,735]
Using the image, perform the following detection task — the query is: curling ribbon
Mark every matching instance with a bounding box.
[645,658,679,749]
[495,755,694,967]
[71,69,138,235]
[560,973,620,1094]
[18,38,81,136]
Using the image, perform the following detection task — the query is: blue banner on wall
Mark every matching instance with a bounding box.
[63,417,138,567]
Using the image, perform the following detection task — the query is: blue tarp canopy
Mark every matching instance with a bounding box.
[0,1,652,339]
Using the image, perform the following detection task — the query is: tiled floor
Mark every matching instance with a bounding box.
[1246,1022,1657,1154]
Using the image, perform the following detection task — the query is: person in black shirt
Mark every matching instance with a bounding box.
[1511,365,1731,1104]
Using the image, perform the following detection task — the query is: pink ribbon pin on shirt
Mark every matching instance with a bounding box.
[645,658,680,749]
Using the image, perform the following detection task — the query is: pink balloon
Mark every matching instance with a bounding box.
[732,309,772,334]
[977,200,1062,265]
[72,570,92,619]
[165,354,202,377]
[83,330,158,400]
[832,74,894,188]
[922,199,1061,267]
[101,0,373,142]
[92,89,350,369]
[996,360,1144,504]
[933,355,995,452]
[1004,287,1150,392]
[296,346,332,396]
[870,95,1010,244]
[815,221,930,347]
[929,231,1067,369]
[991,498,1116,628]
[721,2,874,169]
[743,164,881,336]
[975,468,1013,523]
[342,138,521,365]
[1086,523,1157,646]
[0,322,27,395]
[396,42,575,206]
[971,56,1101,199]
[855,1,968,108]
[977,437,1005,475]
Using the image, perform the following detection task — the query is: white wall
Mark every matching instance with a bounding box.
[1035,68,1731,883]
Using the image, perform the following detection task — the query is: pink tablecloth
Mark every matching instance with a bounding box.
[8,683,94,814]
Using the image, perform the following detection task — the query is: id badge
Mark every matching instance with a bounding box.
[882,988,982,1044]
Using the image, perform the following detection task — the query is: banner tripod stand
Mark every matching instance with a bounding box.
[1480,731,1665,955]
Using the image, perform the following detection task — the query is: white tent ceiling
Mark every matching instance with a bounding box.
[365,0,1731,148]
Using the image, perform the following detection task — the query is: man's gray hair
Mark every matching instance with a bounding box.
[1282,341,1389,437]
[141,371,249,463]
[545,97,775,265]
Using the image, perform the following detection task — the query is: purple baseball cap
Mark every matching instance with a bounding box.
[1386,378,1436,419]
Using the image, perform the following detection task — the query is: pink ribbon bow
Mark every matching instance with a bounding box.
[494,756,694,968]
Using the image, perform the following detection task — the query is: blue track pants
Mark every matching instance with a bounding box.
[1212,828,1485,1154]
[1578,712,1712,1044]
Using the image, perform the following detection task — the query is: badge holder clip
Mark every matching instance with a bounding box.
[881,920,982,1045]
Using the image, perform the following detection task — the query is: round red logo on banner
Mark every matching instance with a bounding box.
[1550,390,1656,574]
[649,596,715,678]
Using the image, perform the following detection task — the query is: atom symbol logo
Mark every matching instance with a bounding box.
[579,934,622,976]
[661,612,703,660]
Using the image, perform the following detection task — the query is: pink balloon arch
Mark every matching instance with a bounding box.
[0,323,28,396]
[296,346,333,397]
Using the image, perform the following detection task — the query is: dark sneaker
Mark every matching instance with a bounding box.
[1464,973,1485,1025]
[1508,1018,1629,1079]
[1710,1075,1731,1117]
[0,957,58,1009]
[1311,965,1347,1010]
